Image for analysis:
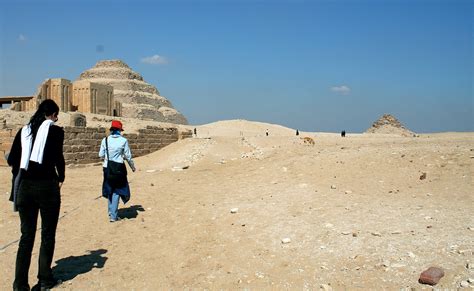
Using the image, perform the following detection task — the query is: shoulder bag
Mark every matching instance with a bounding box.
[105,136,127,188]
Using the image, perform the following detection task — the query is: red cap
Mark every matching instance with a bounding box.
[110,120,123,131]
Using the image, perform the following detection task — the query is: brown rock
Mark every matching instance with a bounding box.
[419,172,427,180]
[419,267,444,285]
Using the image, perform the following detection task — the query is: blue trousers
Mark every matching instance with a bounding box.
[108,193,120,221]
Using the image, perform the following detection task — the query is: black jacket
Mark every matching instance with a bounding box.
[8,125,65,183]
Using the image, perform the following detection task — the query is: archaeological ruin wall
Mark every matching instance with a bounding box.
[6,78,121,117]
[72,80,116,116]
[0,125,191,167]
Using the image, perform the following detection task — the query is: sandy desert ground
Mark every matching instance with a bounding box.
[1,120,473,290]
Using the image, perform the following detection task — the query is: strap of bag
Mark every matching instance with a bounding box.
[105,135,110,164]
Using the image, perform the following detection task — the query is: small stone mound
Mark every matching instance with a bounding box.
[365,114,415,137]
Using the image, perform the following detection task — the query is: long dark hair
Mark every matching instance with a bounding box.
[28,99,59,137]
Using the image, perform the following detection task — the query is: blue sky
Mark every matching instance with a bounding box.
[0,0,472,132]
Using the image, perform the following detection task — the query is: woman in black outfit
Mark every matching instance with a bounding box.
[8,99,65,291]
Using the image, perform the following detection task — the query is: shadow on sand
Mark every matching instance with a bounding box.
[118,204,145,219]
[53,249,108,282]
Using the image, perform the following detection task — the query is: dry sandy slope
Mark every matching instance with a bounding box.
[0,125,473,289]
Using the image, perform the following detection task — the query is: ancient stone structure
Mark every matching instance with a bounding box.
[0,96,34,111]
[38,78,73,111]
[7,78,121,117]
[72,80,115,115]
[2,59,187,123]
[78,60,188,124]
[365,114,415,136]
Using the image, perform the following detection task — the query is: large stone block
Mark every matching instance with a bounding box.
[93,133,106,139]
[124,134,138,140]
[63,153,75,160]
[419,267,444,285]
[0,153,8,166]
[0,142,13,152]
[65,127,86,133]
[0,130,13,138]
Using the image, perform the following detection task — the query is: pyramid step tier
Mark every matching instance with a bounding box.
[79,78,159,95]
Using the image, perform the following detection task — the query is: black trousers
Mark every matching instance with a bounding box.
[13,179,60,290]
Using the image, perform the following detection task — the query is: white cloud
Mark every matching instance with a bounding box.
[140,54,168,65]
[331,85,351,95]
[18,34,27,41]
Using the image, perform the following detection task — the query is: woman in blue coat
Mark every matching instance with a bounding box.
[99,120,136,222]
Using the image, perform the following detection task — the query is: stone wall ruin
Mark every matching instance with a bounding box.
[0,125,192,166]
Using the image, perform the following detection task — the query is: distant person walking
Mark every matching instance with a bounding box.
[7,99,65,291]
[99,120,136,222]
[296,129,299,136]
[341,130,346,137]
[193,127,197,137]
[266,129,269,136]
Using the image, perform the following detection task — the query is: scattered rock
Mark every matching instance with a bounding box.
[371,232,382,237]
[319,284,333,291]
[419,173,427,180]
[467,263,474,269]
[344,190,352,194]
[150,183,154,186]
[418,266,444,286]
[330,185,337,189]
[281,238,291,244]
[255,272,265,278]
[230,208,239,214]
[341,231,351,235]
[457,249,470,255]
[391,263,406,268]
[460,280,469,288]
[391,230,402,234]
[146,169,157,173]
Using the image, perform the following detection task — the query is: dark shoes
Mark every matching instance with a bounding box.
[31,279,61,291]
[109,217,121,222]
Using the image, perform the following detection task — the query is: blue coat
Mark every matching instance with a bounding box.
[102,167,131,203]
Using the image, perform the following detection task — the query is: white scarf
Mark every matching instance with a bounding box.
[20,119,54,170]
